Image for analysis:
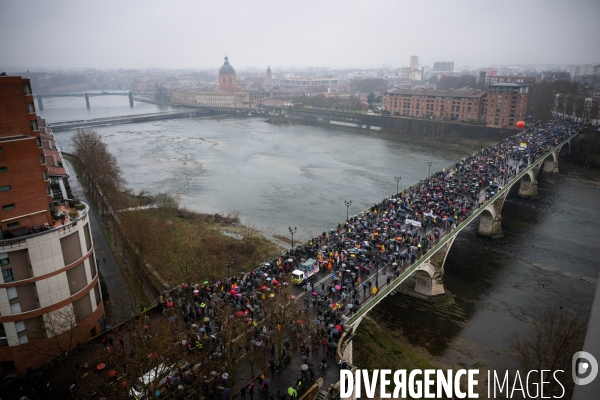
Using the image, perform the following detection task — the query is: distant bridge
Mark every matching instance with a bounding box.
[48,109,209,132]
[36,92,156,110]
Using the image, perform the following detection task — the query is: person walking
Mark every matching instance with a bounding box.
[249,383,255,400]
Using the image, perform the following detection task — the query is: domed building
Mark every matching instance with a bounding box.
[218,55,237,90]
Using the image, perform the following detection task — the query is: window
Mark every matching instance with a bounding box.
[2,268,14,283]
[7,222,19,228]
[2,204,15,211]
[40,154,45,165]
[43,170,48,181]
[0,185,11,192]
[0,167,6,173]
[27,102,35,113]
[30,120,38,131]
[23,83,32,95]
[36,138,42,148]
[7,287,17,300]
[15,321,25,333]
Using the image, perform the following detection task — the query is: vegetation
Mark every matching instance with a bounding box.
[526,80,580,121]
[429,74,481,90]
[353,317,435,372]
[509,307,587,398]
[287,94,364,112]
[350,78,388,93]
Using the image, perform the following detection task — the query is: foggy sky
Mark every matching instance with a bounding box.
[1,0,599,70]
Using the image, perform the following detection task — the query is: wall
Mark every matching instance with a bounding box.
[283,108,515,142]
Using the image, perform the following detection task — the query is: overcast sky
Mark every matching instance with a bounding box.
[1,0,599,70]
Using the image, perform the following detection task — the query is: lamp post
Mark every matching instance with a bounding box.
[394,176,401,195]
[427,161,433,179]
[344,200,352,221]
[288,226,297,248]
[375,251,380,290]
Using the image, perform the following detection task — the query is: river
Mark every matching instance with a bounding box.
[45,97,600,374]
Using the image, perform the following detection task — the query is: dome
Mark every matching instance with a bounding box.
[219,56,236,75]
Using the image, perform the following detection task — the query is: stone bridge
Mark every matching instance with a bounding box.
[333,132,577,375]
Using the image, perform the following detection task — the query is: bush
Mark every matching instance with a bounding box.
[68,211,79,219]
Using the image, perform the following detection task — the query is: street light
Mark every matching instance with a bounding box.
[394,176,401,195]
[427,161,433,179]
[288,226,297,248]
[344,200,352,221]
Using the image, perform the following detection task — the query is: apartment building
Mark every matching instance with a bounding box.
[0,75,103,377]
[384,86,486,122]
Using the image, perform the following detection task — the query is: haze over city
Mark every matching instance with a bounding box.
[1,0,600,70]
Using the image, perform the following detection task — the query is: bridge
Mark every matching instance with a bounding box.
[48,109,208,132]
[317,130,577,377]
[36,91,156,110]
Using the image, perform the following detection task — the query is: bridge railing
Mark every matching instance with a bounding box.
[345,132,578,326]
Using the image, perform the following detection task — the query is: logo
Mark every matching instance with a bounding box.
[572,351,598,386]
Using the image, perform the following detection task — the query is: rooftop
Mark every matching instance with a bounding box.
[387,86,486,98]
[0,201,85,244]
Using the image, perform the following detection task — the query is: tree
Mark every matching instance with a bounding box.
[509,307,587,398]
[526,80,580,121]
[367,92,375,106]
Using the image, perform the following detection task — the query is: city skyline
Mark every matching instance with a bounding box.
[1,0,600,70]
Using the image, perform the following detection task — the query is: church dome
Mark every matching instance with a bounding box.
[219,56,236,75]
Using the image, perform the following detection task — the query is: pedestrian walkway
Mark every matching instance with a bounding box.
[64,158,136,326]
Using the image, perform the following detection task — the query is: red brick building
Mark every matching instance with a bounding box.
[383,83,529,129]
[483,83,529,128]
[0,75,103,377]
[384,86,487,122]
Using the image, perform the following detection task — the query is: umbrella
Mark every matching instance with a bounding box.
[335,285,341,290]
[332,328,339,334]
[96,363,106,371]
[312,291,318,296]
[290,295,296,300]
[301,364,309,371]
[296,319,303,325]
[237,311,243,317]
[203,281,209,285]
[203,317,210,322]
[288,387,296,396]
[200,327,206,332]
[216,281,221,285]
[166,301,174,307]
[261,285,268,291]
[230,290,237,295]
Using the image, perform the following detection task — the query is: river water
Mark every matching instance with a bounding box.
[46,97,600,373]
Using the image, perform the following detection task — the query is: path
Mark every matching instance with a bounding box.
[63,158,136,326]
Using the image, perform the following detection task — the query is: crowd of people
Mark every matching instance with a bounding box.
[109,119,582,399]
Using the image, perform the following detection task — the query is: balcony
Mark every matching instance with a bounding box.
[0,202,89,249]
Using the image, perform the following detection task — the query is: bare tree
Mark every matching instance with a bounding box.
[509,307,588,397]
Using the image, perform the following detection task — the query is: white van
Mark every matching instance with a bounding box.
[130,363,175,399]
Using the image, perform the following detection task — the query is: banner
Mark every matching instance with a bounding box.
[405,219,422,228]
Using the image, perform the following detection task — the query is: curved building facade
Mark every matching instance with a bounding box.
[0,203,103,376]
[0,75,103,377]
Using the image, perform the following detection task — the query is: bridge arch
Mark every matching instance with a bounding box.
[518,169,538,197]
[414,262,445,296]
